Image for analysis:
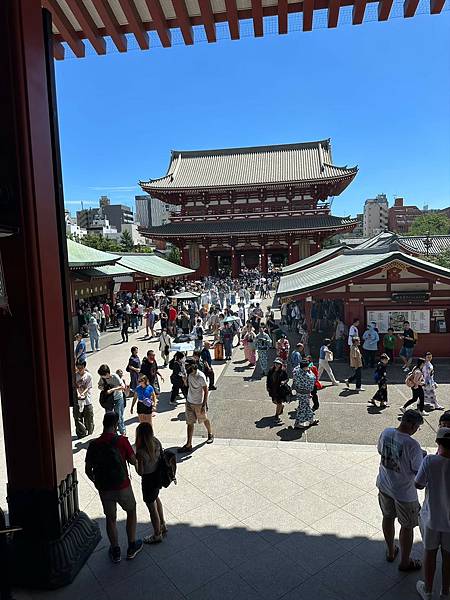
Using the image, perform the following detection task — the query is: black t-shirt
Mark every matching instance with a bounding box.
[403,328,415,348]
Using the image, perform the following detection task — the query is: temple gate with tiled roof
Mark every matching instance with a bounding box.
[139,141,358,276]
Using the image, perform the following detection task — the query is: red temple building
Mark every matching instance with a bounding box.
[139,140,358,277]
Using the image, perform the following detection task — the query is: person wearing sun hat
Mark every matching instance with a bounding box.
[415,427,450,600]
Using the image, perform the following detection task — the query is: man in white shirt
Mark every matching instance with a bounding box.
[376,410,424,571]
[348,318,360,347]
[414,427,450,600]
[178,360,214,453]
[74,360,94,438]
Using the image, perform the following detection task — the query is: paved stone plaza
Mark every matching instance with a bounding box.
[1,306,448,599]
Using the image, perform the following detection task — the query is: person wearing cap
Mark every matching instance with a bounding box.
[376,410,425,572]
[266,358,289,423]
[290,343,304,370]
[292,358,317,429]
[414,427,450,600]
[178,359,214,452]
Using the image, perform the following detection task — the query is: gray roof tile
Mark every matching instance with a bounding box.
[141,140,357,191]
[141,215,357,237]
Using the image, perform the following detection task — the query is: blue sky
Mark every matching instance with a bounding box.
[56,10,450,218]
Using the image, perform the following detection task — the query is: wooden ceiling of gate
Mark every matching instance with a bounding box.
[42,0,446,59]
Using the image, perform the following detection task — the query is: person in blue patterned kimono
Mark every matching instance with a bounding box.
[255,327,272,376]
[292,359,318,429]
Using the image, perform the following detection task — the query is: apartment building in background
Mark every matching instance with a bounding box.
[135,195,176,228]
[388,197,422,233]
[363,194,389,237]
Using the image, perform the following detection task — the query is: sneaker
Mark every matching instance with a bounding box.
[109,545,121,564]
[416,581,432,600]
[356,387,366,392]
[209,386,217,391]
[419,410,429,417]
[126,539,143,560]
[206,433,214,444]
[344,379,349,388]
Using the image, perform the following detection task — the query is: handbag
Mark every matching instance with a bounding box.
[279,382,292,402]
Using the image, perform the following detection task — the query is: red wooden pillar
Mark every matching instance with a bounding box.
[290,243,300,264]
[0,2,99,588]
[199,245,209,277]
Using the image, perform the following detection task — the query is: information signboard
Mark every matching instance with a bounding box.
[367,310,430,333]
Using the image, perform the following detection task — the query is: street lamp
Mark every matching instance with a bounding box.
[423,231,433,257]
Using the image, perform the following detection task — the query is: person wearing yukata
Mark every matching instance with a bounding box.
[292,358,318,429]
[255,327,273,377]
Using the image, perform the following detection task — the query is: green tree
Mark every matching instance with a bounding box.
[167,246,181,264]
[120,229,134,252]
[133,244,153,254]
[428,249,450,269]
[407,213,450,236]
[80,234,120,252]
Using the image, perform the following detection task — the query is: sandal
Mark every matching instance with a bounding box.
[143,534,163,544]
[386,546,399,562]
[177,445,193,453]
[398,559,422,572]
[161,524,168,537]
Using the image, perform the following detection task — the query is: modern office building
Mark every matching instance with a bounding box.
[76,197,134,233]
[135,194,175,228]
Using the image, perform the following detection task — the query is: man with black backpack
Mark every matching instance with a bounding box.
[85,412,143,564]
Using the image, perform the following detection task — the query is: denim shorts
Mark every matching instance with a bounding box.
[399,346,414,359]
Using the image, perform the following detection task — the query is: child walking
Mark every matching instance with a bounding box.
[369,353,389,408]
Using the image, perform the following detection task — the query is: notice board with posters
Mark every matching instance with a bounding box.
[367,310,430,333]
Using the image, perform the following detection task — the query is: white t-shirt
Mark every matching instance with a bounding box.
[348,324,359,346]
[415,454,450,531]
[376,427,424,502]
[76,370,93,406]
[187,370,207,405]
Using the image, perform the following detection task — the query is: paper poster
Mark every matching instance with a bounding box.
[367,310,430,333]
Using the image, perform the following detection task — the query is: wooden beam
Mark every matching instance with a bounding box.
[430,0,446,13]
[378,0,394,20]
[352,0,367,23]
[143,0,171,47]
[53,39,65,60]
[327,0,341,27]
[91,0,127,51]
[224,0,240,39]
[403,0,420,16]
[117,0,150,49]
[65,0,106,54]
[251,0,264,36]
[172,0,194,44]
[302,0,314,31]
[43,0,85,57]
[278,0,288,34]
[198,0,216,42]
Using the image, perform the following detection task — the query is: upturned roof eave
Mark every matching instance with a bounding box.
[139,220,358,238]
[139,168,358,194]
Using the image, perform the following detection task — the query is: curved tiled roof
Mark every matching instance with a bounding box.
[398,235,450,257]
[140,140,357,191]
[277,250,450,297]
[140,215,357,238]
[117,254,194,277]
[281,247,345,274]
[67,238,119,268]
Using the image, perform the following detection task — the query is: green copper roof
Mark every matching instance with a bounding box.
[277,250,450,298]
[281,247,344,275]
[117,254,194,278]
[72,265,135,279]
[67,238,118,268]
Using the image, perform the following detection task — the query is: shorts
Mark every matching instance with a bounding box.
[142,472,160,504]
[399,346,414,359]
[185,401,208,425]
[137,401,153,415]
[99,485,136,519]
[419,517,450,551]
[378,491,420,528]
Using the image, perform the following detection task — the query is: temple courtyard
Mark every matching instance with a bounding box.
[2,303,448,599]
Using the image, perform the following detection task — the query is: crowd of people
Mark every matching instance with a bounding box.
[71,273,450,600]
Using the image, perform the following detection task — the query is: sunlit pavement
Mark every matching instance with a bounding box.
[1,300,446,599]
